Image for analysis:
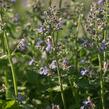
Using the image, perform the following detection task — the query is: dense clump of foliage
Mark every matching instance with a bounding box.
[0,0,109,109]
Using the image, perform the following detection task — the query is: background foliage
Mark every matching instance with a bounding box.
[0,0,109,109]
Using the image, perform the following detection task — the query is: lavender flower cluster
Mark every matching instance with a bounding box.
[37,7,65,35]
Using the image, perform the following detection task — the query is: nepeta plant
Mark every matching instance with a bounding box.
[0,0,109,109]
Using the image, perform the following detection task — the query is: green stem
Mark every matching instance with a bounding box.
[52,32,66,109]
[98,1,109,109]
[75,16,81,73]
[68,77,80,108]
[59,0,62,9]
[56,58,66,109]
[4,32,18,97]
[74,35,78,72]
[98,54,105,109]
[49,0,52,7]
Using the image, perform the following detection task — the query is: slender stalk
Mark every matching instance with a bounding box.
[97,1,109,109]
[98,54,105,109]
[56,58,66,109]
[75,16,81,73]
[4,32,18,97]
[52,32,66,109]
[74,34,79,72]
[59,0,62,9]
[96,29,105,109]
[1,34,9,99]
[68,77,80,108]
[49,0,52,7]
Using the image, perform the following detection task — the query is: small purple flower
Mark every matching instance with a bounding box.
[17,92,25,102]
[100,41,106,52]
[83,100,91,105]
[80,96,95,109]
[46,42,52,52]
[62,58,71,70]
[80,69,89,76]
[49,60,57,70]
[28,58,35,66]
[55,18,64,30]
[37,25,46,33]
[35,39,44,48]
[18,39,27,52]
[81,98,95,109]
[39,66,49,75]
[45,37,52,52]
[63,58,69,65]
[97,0,105,5]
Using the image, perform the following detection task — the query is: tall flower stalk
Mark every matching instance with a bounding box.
[98,1,108,109]
[52,32,66,109]
[98,54,105,109]
[1,5,18,98]
[3,32,18,97]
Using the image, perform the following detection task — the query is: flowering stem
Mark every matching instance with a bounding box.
[4,32,18,97]
[98,1,109,109]
[96,32,105,109]
[52,32,66,109]
[98,54,105,109]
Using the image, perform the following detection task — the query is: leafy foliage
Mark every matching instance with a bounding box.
[0,0,109,109]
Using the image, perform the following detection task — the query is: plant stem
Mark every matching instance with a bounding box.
[4,32,18,97]
[68,77,80,108]
[56,58,66,109]
[52,32,66,109]
[49,0,52,7]
[59,0,62,9]
[98,1,109,109]
[96,30,105,109]
[98,54,105,109]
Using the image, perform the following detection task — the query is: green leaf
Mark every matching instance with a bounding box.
[4,100,15,109]
[48,84,68,92]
